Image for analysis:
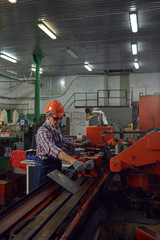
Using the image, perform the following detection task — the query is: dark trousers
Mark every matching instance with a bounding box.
[34,157,62,189]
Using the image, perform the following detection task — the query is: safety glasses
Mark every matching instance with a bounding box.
[52,116,63,121]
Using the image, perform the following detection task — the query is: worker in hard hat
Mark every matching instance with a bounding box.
[34,100,91,188]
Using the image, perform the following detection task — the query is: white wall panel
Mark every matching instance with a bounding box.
[1,72,160,117]
[130,72,160,101]
[107,75,120,105]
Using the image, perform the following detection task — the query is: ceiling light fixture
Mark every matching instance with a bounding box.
[134,60,139,69]
[8,0,17,3]
[66,47,78,59]
[0,52,17,63]
[84,62,92,71]
[61,79,65,87]
[31,68,43,74]
[129,12,138,33]
[6,69,17,75]
[31,64,43,74]
[131,43,138,55]
[37,20,57,39]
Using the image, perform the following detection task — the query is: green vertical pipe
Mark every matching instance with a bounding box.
[33,53,43,125]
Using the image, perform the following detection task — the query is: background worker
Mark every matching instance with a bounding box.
[34,100,91,188]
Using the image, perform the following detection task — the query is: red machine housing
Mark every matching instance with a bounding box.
[110,132,160,193]
[78,154,102,178]
[139,94,160,131]
[108,138,136,147]
[86,126,115,147]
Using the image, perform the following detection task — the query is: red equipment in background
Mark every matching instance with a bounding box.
[86,126,115,147]
[139,93,160,131]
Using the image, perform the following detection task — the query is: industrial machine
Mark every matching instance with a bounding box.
[0,136,19,173]
[0,136,26,206]
[0,143,111,240]
[85,107,115,148]
[139,93,160,131]
[0,126,160,239]
[110,130,160,197]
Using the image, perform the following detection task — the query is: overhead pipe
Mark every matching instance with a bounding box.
[0,73,34,84]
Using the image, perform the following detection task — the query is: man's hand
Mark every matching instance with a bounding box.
[81,140,92,147]
[73,160,86,172]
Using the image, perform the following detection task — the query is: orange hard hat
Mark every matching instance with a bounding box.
[45,100,65,115]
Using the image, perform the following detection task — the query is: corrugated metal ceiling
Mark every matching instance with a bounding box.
[0,0,160,78]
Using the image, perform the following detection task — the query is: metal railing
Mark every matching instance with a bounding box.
[64,89,130,108]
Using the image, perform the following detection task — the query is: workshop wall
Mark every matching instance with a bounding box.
[130,72,160,101]
[0,73,34,116]
[0,72,160,119]
[40,75,106,112]
[89,107,132,129]
[0,75,12,108]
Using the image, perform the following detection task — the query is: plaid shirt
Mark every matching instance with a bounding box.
[36,121,73,160]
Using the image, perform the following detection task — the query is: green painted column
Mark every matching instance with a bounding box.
[33,53,43,125]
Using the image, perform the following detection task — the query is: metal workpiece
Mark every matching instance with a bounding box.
[47,169,80,194]
[85,159,95,170]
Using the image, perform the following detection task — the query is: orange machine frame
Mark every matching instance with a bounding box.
[139,94,160,131]
[110,132,160,173]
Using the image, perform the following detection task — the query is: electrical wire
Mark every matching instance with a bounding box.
[9,215,36,240]
[0,82,23,95]
[10,81,22,89]
[44,75,99,101]
[51,76,80,99]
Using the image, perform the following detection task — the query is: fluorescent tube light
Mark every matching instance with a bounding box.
[66,47,78,59]
[132,43,137,55]
[6,70,17,75]
[84,62,92,71]
[8,0,17,3]
[31,68,43,74]
[38,21,57,39]
[130,12,138,33]
[61,79,65,87]
[134,61,139,69]
[0,53,17,63]
[31,64,43,74]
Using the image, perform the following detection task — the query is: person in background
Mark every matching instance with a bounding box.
[34,100,91,188]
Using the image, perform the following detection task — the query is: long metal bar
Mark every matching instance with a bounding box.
[14,192,71,240]
[33,178,95,240]
[59,171,111,240]
[14,177,86,240]
[0,182,59,237]
[0,171,111,240]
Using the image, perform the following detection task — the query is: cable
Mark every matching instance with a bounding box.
[10,81,22,89]
[0,82,23,96]
[9,215,36,240]
[46,75,100,100]
[51,76,80,99]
